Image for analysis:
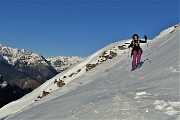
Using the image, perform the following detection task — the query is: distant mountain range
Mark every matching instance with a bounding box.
[0,45,84,107]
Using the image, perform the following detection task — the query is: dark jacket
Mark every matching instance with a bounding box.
[128,39,147,57]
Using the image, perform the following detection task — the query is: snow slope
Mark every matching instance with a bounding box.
[0,24,179,120]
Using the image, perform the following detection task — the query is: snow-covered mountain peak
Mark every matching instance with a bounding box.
[0,44,43,66]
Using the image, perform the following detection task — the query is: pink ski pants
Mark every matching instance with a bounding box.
[132,50,141,69]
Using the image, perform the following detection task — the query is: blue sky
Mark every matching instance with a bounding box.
[0,0,179,57]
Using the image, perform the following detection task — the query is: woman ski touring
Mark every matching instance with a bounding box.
[128,34,147,71]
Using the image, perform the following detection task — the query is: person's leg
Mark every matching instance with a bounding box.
[132,50,137,70]
[137,50,142,64]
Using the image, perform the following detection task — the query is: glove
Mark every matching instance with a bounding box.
[144,35,147,40]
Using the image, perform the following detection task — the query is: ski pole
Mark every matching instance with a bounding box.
[144,35,151,63]
[126,48,130,72]
[128,48,130,57]
[144,35,148,47]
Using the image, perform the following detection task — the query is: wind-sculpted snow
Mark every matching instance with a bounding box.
[0,24,179,120]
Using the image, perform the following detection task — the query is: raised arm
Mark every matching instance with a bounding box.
[139,35,147,43]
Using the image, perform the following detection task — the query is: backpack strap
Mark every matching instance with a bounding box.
[132,40,140,47]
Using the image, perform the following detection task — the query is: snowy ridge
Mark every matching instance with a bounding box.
[0,44,44,66]
[46,56,85,72]
[155,24,180,39]
[0,24,179,120]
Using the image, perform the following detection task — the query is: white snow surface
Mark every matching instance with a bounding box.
[0,24,179,120]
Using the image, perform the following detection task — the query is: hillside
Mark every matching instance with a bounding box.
[0,81,32,108]
[0,24,179,120]
[0,61,40,89]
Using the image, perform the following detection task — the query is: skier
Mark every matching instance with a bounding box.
[128,34,147,71]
